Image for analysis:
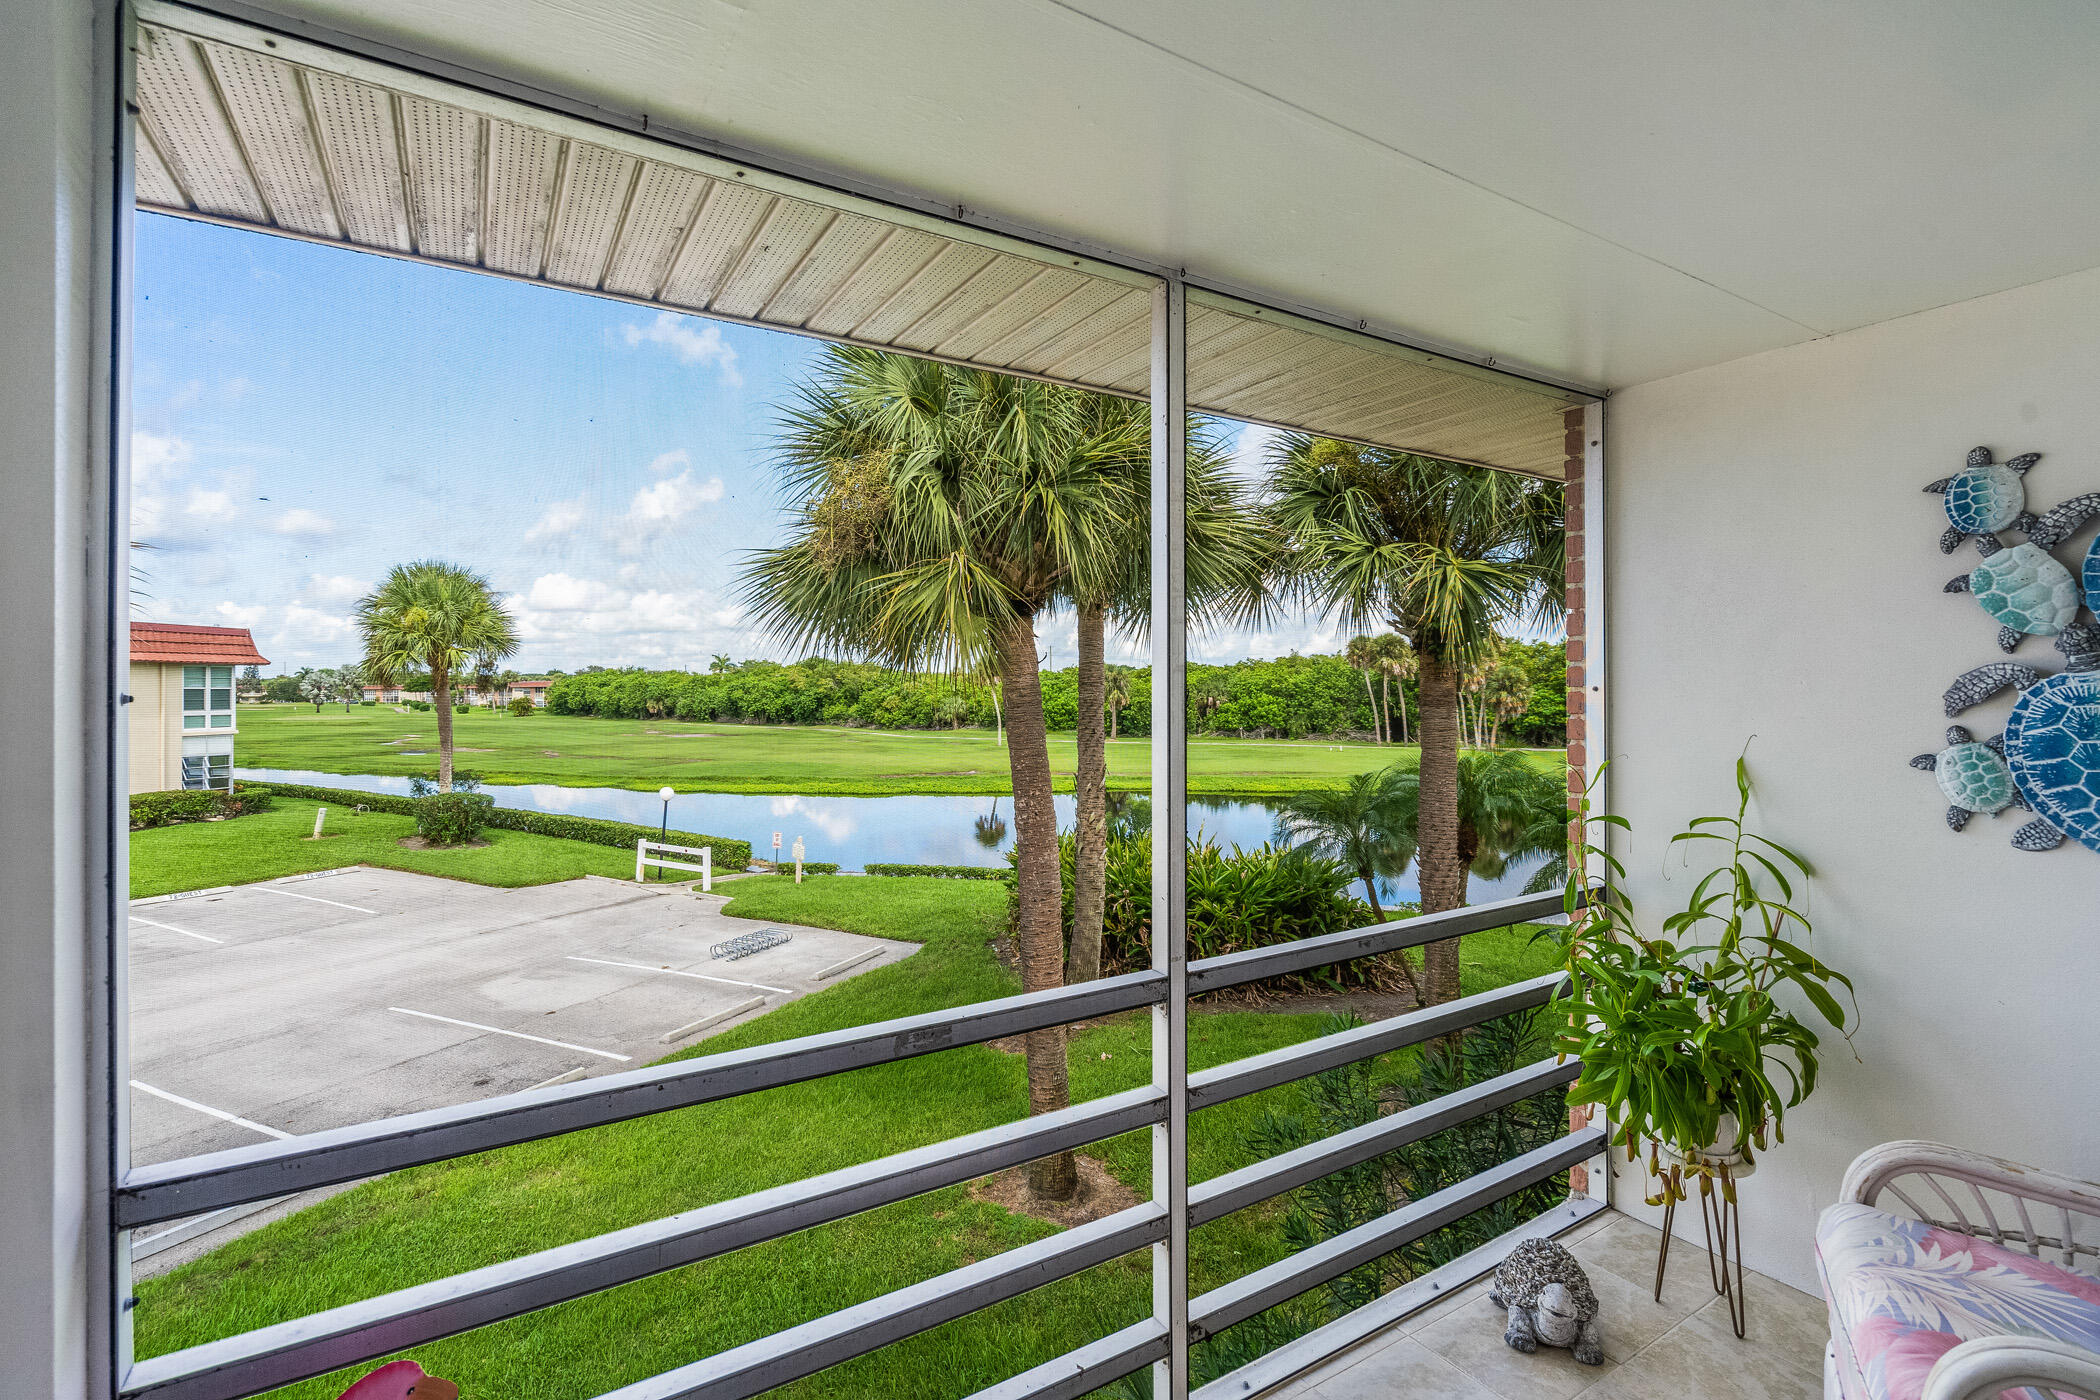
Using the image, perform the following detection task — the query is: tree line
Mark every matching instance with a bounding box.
[540,642,1567,746]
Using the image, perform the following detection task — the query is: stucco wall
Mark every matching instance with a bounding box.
[128,662,177,794]
[1603,265,2100,1292]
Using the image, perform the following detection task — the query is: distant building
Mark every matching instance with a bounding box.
[129,623,269,795]
[463,677,552,707]
[511,678,551,707]
[362,684,433,704]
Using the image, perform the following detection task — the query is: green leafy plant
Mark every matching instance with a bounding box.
[507,695,535,716]
[863,863,1006,880]
[413,792,493,845]
[1553,754,1855,1205]
[128,782,274,830]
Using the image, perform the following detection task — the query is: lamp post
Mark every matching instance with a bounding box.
[656,786,675,880]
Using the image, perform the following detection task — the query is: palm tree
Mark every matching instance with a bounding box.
[1264,438,1562,1005]
[334,662,364,712]
[1103,666,1132,741]
[1482,657,1530,748]
[1271,766,1423,1001]
[973,797,1007,849]
[299,668,334,712]
[357,561,520,792]
[1344,634,1383,740]
[1372,632,1416,744]
[709,653,735,674]
[739,347,1142,1203]
[1386,750,1568,907]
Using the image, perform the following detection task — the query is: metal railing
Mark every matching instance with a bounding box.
[117,883,1600,1400]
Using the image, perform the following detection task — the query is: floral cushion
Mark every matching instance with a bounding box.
[1817,1201,2100,1400]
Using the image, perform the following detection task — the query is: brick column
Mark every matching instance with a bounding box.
[1561,404,1593,1194]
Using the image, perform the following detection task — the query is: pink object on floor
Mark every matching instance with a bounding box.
[335,1360,459,1400]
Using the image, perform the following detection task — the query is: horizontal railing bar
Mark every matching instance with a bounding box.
[1190,1058,1581,1227]
[1186,885,1588,995]
[1188,972,1568,1112]
[117,969,1166,1228]
[117,1087,1168,1400]
[960,1320,1170,1400]
[1189,1129,1605,1340]
[588,1203,1170,1400]
[1191,1194,1608,1400]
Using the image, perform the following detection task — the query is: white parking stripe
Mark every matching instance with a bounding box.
[129,916,222,945]
[566,955,794,996]
[130,1080,291,1139]
[253,886,377,914]
[387,1007,632,1061]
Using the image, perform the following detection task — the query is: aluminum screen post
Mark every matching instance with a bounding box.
[1149,276,1190,1398]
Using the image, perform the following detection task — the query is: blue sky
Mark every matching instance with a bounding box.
[132,213,1335,674]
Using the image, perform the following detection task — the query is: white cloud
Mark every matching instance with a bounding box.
[183,487,237,521]
[622,470,723,538]
[646,449,691,474]
[304,573,372,607]
[1230,423,1285,486]
[132,431,193,486]
[524,496,588,543]
[524,572,626,612]
[622,312,742,387]
[222,376,254,400]
[211,600,269,630]
[271,507,334,536]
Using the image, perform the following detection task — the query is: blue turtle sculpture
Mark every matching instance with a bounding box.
[1944,621,2100,854]
[1910,724,2023,833]
[1925,447,2040,554]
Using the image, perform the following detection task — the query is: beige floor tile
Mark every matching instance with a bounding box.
[1415,1307,1615,1399]
[1304,1335,1506,1400]
[1398,1277,1494,1333]
[1571,1214,1721,1305]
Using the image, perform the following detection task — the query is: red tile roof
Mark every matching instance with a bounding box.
[130,622,270,666]
[514,678,551,688]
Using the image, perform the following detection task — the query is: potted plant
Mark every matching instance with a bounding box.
[1553,754,1856,1207]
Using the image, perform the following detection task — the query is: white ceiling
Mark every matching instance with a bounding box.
[189,0,2100,389]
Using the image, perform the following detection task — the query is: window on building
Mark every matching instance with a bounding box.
[182,663,235,730]
[180,735,233,791]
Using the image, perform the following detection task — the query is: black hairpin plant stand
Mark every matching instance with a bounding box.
[1654,1160,1750,1339]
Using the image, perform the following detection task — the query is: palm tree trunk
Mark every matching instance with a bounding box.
[1359,670,1378,741]
[1068,603,1109,986]
[434,663,455,792]
[1415,649,1464,1004]
[1379,674,1393,744]
[996,611,1077,1201]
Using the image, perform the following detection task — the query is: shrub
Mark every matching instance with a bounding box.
[406,699,432,711]
[454,703,470,714]
[1018,833,1400,993]
[508,696,535,716]
[414,792,493,845]
[359,699,377,706]
[864,863,1006,880]
[761,861,839,875]
[250,781,754,869]
[129,783,275,830]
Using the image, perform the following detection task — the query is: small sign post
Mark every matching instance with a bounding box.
[792,836,805,884]
[311,807,327,840]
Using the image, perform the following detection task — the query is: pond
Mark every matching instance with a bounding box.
[236,768,1554,906]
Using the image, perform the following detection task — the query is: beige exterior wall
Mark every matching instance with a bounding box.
[127,661,242,794]
[1604,264,2100,1292]
[127,661,182,794]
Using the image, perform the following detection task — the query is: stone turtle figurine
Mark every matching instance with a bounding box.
[1489,1238,1604,1365]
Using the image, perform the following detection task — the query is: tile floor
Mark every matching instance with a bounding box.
[1266,1209,1828,1399]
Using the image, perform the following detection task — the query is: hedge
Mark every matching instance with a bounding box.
[754,860,840,876]
[253,781,754,869]
[864,863,1006,880]
[130,783,274,830]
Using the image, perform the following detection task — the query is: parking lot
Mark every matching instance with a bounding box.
[127,867,913,1172]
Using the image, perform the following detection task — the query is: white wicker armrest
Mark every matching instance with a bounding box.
[1843,1141,2100,1216]
[1921,1335,2100,1400]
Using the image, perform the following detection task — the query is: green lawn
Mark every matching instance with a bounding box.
[132,871,1560,1399]
[128,798,635,898]
[235,703,1563,797]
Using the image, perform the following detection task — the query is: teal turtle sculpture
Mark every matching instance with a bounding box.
[1925,446,2040,554]
[1909,725,2022,833]
[1945,537,2080,653]
[2024,490,2100,613]
[1944,622,2100,854]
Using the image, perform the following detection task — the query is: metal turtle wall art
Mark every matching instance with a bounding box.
[1910,725,2025,834]
[1922,441,2100,860]
[1943,622,2100,854]
[1926,446,2040,554]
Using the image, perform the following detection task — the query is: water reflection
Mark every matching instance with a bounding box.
[237,769,1548,904]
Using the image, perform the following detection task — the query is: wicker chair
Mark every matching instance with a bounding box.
[1821,1141,2100,1400]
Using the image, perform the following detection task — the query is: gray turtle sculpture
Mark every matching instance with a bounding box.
[1909,725,2024,832]
[1925,446,2040,554]
[1945,538,2081,653]
[1489,1238,1603,1366]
